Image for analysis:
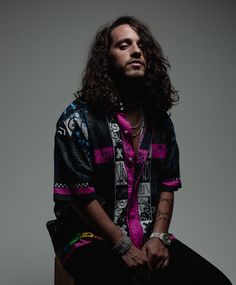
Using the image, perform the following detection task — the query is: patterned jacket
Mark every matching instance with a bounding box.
[47,98,182,264]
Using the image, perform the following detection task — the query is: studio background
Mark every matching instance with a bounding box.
[0,0,235,284]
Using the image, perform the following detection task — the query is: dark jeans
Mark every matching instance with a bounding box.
[63,239,232,285]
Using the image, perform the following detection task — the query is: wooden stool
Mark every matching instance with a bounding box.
[54,257,76,285]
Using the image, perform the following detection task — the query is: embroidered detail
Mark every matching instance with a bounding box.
[162,177,180,182]
[138,181,152,234]
[54,182,89,188]
[54,186,95,195]
[114,199,128,224]
[94,147,114,164]
[67,232,103,246]
[63,112,88,139]
[62,232,103,264]
[115,161,127,185]
[110,122,122,142]
[152,144,167,159]
[140,160,151,182]
[116,148,123,160]
[57,126,67,135]
[161,178,181,187]
[108,116,129,235]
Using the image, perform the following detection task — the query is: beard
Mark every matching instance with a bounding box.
[110,65,145,82]
[109,68,146,105]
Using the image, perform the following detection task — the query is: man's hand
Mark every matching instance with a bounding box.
[121,244,153,281]
[142,237,170,271]
[121,244,152,273]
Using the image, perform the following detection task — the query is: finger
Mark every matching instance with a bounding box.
[150,256,159,270]
[156,259,164,269]
[144,249,155,272]
[155,255,168,269]
[162,256,169,269]
[141,257,152,272]
[146,260,153,271]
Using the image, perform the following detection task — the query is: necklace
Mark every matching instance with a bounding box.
[131,116,143,129]
[131,117,145,138]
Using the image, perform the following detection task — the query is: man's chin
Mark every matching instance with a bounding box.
[124,73,145,82]
[126,70,145,78]
[110,69,146,86]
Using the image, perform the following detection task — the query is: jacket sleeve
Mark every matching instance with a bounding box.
[53,112,97,205]
[159,114,182,192]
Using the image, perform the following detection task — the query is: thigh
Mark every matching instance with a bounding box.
[63,240,132,285]
[150,239,232,285]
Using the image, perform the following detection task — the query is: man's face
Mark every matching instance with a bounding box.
[109,24,146,78]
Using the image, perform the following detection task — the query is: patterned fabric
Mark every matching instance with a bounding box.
[47,98,182,264]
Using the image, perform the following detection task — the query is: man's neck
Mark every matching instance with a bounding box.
[112,75,145,112]
[125,104,143,128]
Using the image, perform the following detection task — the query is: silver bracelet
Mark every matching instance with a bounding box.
[112,235,132,256]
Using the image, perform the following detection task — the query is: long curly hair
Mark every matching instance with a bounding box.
[75,16,179,113]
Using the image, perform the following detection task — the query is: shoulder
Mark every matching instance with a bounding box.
[55,98,90,138]
[152,111,177,142]
[164,112,177,142]
[152,110,174,128]
[56,98,88,126]
[163,112,175,129]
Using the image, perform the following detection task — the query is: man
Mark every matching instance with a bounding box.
[47,16,231,284]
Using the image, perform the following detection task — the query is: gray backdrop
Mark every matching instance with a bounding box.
[0,0,235,284]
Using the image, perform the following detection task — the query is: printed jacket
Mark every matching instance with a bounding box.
[47,98,182,264]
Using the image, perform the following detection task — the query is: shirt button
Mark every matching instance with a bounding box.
[128,157,133,162]
[124,130,129,134]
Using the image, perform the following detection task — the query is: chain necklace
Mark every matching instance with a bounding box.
[131,115,145,138]
[131,116,143,129]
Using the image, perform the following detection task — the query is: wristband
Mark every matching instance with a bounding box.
[112,235,132,256]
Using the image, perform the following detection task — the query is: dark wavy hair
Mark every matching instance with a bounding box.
[75,16,179,112]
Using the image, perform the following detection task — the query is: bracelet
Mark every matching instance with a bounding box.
[112,235,132,256]
[149,232,172,246]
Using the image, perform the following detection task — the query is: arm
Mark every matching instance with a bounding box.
[142,191,174,270]
[69,199,149,270]
[54,117,148,271]
[69,199,123,244]
[153,191,174,233]
[142,114,181,271]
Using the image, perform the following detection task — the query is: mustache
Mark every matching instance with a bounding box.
[127,59,145,66]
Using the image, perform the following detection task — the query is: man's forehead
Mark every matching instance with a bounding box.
[110,24,140,43]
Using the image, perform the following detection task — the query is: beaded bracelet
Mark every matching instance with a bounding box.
[112,235,132,256]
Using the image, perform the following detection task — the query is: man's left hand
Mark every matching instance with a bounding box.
[142,237,170,271]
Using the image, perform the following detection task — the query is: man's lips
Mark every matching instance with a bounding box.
[128,59,145,66]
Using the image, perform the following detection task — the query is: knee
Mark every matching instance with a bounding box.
[213,269,232,285]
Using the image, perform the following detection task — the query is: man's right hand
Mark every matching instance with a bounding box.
[121,244,152,272]
[121,244,152,281]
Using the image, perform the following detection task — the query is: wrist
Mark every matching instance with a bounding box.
[109,226,124,245]
[149,232,171,246]
[112,234,132,256]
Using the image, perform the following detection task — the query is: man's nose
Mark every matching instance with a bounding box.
[131,50,142,58]
[131,44,142,57]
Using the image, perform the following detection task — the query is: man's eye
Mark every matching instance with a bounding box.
[119,45,128,49]
[138,43,144,49]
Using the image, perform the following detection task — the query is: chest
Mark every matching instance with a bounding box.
[132,135,142,157]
